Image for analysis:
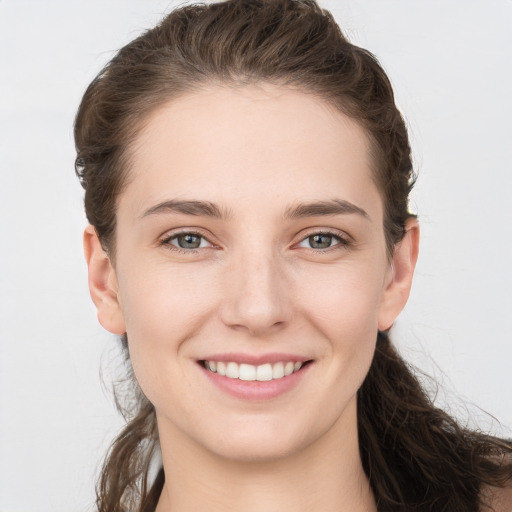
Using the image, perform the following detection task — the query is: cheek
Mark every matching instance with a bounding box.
[298,258,386,333]
[118,258,217,328]
[115,261,220,383]
[297,259,385,379]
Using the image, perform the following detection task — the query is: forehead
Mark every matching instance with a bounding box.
[122,84,381,220]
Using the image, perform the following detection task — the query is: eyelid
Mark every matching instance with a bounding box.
[158,228,217,251]
[157,226,352,253]
[293,228,352,250]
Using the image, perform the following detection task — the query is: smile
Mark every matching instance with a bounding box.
[199,354,313,400]
[202,360,304,381]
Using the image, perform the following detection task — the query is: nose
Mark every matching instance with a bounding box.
[219,250,292,337]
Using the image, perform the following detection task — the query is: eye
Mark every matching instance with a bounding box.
[297,232,347,250]
[161,232,212,250]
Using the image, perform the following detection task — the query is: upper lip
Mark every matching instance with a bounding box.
[199,353,312,365]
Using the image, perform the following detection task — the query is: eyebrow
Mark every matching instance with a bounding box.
[141,198,369,221]
[141,199,230,219]
[284,199,370,220]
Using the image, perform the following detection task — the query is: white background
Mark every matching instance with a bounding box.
[1,1,511,511]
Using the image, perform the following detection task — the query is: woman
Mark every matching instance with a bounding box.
[74,1,512,511]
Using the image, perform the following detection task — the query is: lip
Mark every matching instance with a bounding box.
[200,352,310,365]
[198,354,313,401]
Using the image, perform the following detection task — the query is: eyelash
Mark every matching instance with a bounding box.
[159,230,215,254]
[158,229,351,254]
[296,230,351,252]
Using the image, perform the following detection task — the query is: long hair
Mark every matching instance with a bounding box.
[359,332,511,511]
[74,1,512,510]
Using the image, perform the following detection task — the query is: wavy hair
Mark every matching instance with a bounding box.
[74,1,512,510]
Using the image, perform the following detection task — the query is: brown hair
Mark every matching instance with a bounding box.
[74,1,512,511]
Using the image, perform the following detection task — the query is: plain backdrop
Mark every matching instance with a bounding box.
[1,1,511,511]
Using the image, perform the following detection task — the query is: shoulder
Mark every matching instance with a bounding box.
[481,484,512,512]
[480,448,512,511]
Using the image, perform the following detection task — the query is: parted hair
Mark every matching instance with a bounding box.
[74,1,512,511]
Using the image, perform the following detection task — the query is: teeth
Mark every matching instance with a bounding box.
[272,362,284,379]
[226,362,239,379]
[204,360,305,381]
[216,361,226,376]
[239,363,256,381]
[257,363,273,381]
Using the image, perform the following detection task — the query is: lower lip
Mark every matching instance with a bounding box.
[200,363,311,400]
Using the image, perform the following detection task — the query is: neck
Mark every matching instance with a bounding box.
[155,399,376,512]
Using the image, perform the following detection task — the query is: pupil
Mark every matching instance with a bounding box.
[178,234,201,249]
[310,234,332,249]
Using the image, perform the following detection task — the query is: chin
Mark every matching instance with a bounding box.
[209,430,312,464]
[194,404,352,465]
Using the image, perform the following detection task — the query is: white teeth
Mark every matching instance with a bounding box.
[239,363,256,381]
[257,363,273,381]
[272,362,284,379]
[216,361,226,376]
[204,360,307,381]
[226,362,239,379]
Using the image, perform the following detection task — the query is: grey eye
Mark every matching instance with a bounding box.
[173,233,204,249]
[308,234,334,249]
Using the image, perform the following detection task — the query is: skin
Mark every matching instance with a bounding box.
[85,84,419,512]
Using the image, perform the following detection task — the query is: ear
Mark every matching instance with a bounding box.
[83,225,126,335]
[378,217,419,331]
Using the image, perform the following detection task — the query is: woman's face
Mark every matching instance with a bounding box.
[90,84,414,462]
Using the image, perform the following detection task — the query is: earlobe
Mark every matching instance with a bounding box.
[378,217,420,331]
[83,225,126,335]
